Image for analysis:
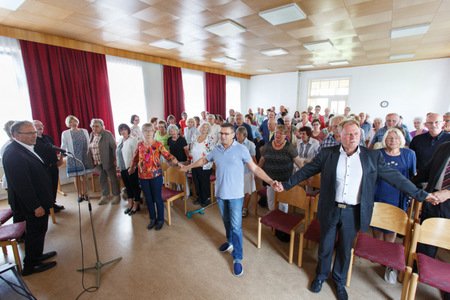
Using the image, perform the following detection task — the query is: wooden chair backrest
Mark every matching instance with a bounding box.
[164,167,186,187]
[411,218,450,251]
[310,193,319,214]
[298,173,321,189]
[160,162,170,174]
[275,185,310,212]
[370,202,411,236]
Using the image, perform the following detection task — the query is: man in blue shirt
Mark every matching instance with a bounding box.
[358,112,371,139]
[370,113,412,147]
[234,113,254,141]
[180,123,277,277]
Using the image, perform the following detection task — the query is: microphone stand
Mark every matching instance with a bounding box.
[65,151,122,287]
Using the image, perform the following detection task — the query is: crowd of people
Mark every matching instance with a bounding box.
[1,105,449,296]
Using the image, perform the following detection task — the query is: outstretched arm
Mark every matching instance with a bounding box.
[179,157,208,173]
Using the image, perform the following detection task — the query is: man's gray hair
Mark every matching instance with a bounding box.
[3,120,15,138]
[330,115,345,125]
[10,121,33,136]
[236,126,248,137]
[90,118,104,128]
[207,114,216,120]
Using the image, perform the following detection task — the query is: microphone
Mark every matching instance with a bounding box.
[45,143,67,154]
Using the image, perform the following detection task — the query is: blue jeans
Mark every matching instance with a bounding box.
[217,197,244,263]
[139,176,164,223]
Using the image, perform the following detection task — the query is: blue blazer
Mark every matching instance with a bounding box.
[3,141,54,217]
[282,145,428,232]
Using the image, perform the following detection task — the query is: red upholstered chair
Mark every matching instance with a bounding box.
[0,208,13,225]
[406,218,450,300]
[161,166,187,226]
[0,221,26,273]
[346,202,413,300]
[257,185,310,264]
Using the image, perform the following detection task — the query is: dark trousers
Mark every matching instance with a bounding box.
[48,164,59,203]
[316,205,360,285]
[192,167,211,203]
[120,169,141,202]
[139,176,164,223]
[24,213,49,268]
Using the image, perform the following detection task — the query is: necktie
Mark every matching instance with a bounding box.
[441,159,450,190]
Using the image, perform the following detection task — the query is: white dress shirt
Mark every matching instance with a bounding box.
[335,146,363,205]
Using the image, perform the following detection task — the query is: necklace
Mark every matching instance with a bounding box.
[273,140,285,148]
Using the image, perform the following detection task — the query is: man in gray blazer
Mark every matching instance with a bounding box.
[277,119,439,300]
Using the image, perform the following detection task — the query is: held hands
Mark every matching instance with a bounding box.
[430,190,450,204]
[271,181,284,192]
[425,192,445,205]
[179,164,189,173]
[34,206,45,217]
[128,166,136,175]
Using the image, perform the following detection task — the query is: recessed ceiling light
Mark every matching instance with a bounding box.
[297,64,315,69]
[204,20,246,37]
[259,3,307,26]
[149,39,183,49]
[256,68,272,73]
[260,48,288,56]
[329,60,350,66]
[0,0,25,10]
[389,53,414,60]
[211,56,237,64]
[303,40,335,51]
[391,24,430,39]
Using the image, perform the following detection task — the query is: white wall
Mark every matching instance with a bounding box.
[245,72,299,115]
[247,58,450,129]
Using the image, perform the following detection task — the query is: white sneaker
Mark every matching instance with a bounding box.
[98,196,109,205]
[242,208,248,218]
[384,267,398,284]
[111,195,120,205]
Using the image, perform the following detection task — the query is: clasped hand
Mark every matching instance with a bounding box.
[425,190,449,205]
[271,181,284,192]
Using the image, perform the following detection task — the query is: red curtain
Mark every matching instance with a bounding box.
[20,40,114,146]
[205,72,226,117]
[163,65,185,121]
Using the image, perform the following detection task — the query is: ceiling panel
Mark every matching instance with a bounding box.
[0,0,449,76]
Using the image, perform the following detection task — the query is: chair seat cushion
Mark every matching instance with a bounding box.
[0,222,26,241]
[261,210,304,234]
[257,186,267,197]
[186,173,192,178]
[161,187,183,202]
[0,208,13,224]
[210,175,216,182]
[304,220,321,243]
[417,253,450,293]
[354,233,405,271]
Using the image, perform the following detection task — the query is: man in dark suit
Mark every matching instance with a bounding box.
[3,121,57,276]
[276,119,438,300]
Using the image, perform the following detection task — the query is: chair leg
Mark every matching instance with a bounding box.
[288,231,295,264]
[407,273,418,300]
[11,241,22,274]
[346,248,355,287]
[184,195,187,216]
[401,266,412,300]
[210,182,215,204]
[91,174,96,192]
[253,191,257,216]
[50,208,56,224]
[298,233,304,267]
[257,217,262,248]
[166,202,172,226]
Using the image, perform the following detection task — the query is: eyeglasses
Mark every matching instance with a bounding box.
[426,121,442,125]
[143,129,154,132]
[275,132,286,135]
[18,131,38,135]
[219,132,233,136]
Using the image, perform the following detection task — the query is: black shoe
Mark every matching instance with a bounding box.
[83,196,89,201]
[201,200,210,207]
[310,277,324,293]
[53,204,64,213]
[124,208,132,214]
[194,199,202,205]
[22,261,56,276]
[444,292,450,300]
[147,220,156,230]
[335,284,348,300]
[77,197,83,203]
[155,222,164,231]
[128,206,140,215]
[39,251,57,261]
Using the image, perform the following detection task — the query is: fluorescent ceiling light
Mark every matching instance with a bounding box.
[204,20,246,37]
[389,53,414,60]
[149,39,183,49]
[303,40,335,51]
[211,56,236,64]
[259,3,306,26]
[296,64,315,69]
[391,24,430,39]
[260,48,288,56]
[329,60,350,66]
[0,0,26,10]
[256,69,272,73]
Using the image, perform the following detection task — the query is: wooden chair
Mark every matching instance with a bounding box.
[407,198,422,224]
[298,193,320,267]
[346,202,413,300]
[406,218,450,300]
[257,185,310,264]
[209,163,216,204]
[0,221,26,273]
[0,208,13,226]
[161,167,187,226]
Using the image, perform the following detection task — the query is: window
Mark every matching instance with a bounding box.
[226,76,241,114]
[106,56,147,137]
[181,69,205,117]
[307,78,350,115]
[0,37,32,147]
